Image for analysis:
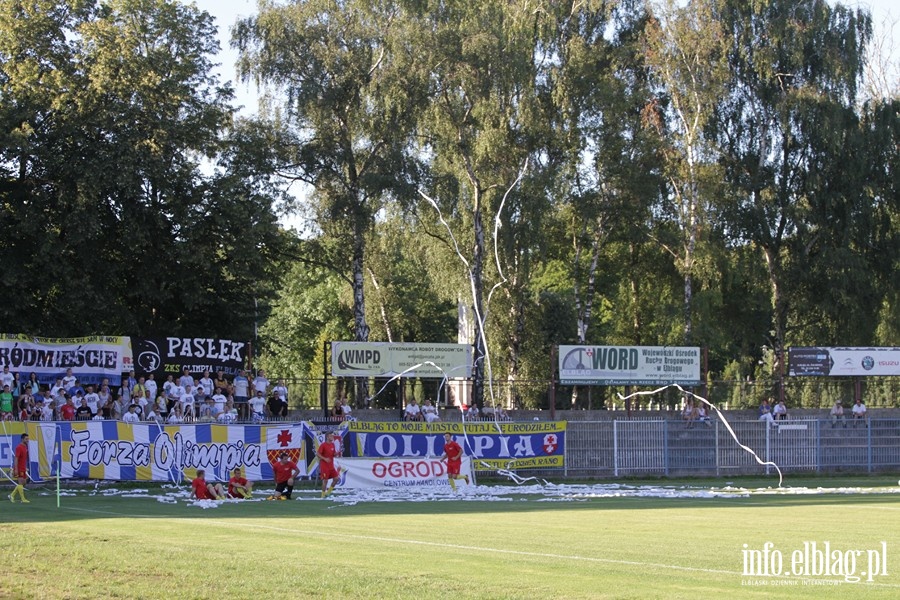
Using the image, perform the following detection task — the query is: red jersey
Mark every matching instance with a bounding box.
[192,477,213,500]
[272,460,298,483]
[443,439,463,474]
[228,476,248,497]
[318,441,336,462]
[15,441,28,477]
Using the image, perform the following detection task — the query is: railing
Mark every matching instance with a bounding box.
[557,419,900,478]
[278,377,900,411]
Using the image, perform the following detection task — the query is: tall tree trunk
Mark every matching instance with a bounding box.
[352,214,370,406]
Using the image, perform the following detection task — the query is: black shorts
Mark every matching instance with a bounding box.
[275,480,290,493]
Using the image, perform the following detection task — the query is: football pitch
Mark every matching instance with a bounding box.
[2,476,899,599]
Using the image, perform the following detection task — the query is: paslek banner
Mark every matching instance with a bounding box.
[131,337,249,379]
[28,421,312,482]
[0,334,130,386]
[343,421,566,469]
[333,456,473,490]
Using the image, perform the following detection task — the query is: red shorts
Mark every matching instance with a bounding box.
[319,463,339,480]
[447,461,461,476]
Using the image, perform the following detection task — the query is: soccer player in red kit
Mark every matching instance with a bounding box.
[316,431,341,498]
[270,452,300,500]
[191,469,225,500]
[228,468,253,499]
[9,433,29,503]
[440,432,469,491]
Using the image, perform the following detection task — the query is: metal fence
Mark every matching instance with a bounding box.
[282,377,900,411]
[550,419,900,478]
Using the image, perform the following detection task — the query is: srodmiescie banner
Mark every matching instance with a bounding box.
[342,421,566,469]
[0,334,130,386]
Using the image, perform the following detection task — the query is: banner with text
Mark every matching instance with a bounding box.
[559,345,702,386]
[343,421,566,469]
[29,421,312,482]
[789,347,900,377]
[131,337,250,379]
[0,334,131,386]
[332,456,474,490]
[331,342,473,378]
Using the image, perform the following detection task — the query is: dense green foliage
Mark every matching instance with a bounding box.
[2,0,897,406]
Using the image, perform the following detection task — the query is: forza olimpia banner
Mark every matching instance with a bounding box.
[342,421,566,469]
[25,422,311,483]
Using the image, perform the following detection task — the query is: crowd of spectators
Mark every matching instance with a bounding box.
[0,366,291,424]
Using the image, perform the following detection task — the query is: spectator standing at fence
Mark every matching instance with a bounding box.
[198,371,213,397]
[123,403,140,423]
[758,399,775,425]
[267,394,286,419]
[211,387,228,415]
[61,368,76,390]
[233,370,249,419]
[75,397,92,420]
[167,405,184,424]
[59,395,76,421]
[144,373,157,403]
[773,400,788,421]
[0,365,15,390]
[273,379,288,412]
[830,400,846,428]
[0,384,13,420]
[252,369,270,398]
[83,385,100,416]
[249,390,267,422]
[466,403,480,420]
[214,370,230,396]
[179,384,196,420]
[178,367,194,390]
[852,399,867,425]
[440,432,469,491]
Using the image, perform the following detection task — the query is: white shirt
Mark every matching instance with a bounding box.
[405,403,420,416]
[211,393,227,412]
[145,379,158,399]
[180,392,195,410]
[0,372,15,388]
[199,377,213,394]
[62,375,76,389]
[253,376,269,394]
[179,374,194,388]
[123,410,140,423]
[167,412,184,424]
[249,395,265,414]
[273,385,288,401]
[852,403,866,416]
[84,392,100,414]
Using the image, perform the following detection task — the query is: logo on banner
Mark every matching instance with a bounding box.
[543,434,558,454]
[137,340,161,372]
[266,427,302,466]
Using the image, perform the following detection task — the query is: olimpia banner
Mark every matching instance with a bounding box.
[26,422,313,482]
[0,334,131,386]
[343,421,566,469]
[331,342,473,378]
[559,345,702,386]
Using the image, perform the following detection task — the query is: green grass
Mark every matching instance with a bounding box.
[2,476,899,599]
